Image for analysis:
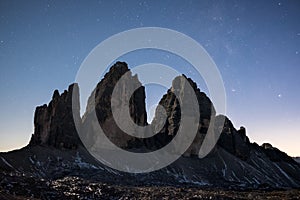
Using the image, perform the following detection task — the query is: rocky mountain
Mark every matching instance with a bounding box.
[294,157,300,164]
[1,62,300,199]
[28,83,82,149]
[145,75,216,156]
[82,62,147,149]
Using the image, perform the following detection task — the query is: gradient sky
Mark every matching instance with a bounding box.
[0,0,299,156]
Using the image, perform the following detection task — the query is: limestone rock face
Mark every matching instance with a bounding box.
[216,115,250,160]
[29,84,81,149]
[148,75,216,156]
[82,62,147,149]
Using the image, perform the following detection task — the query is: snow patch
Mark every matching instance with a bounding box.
[1,157,14,169]
[29,157,35,164]
[231,171,240,181]
[252,176,260,184]
[274,163,297,185]
[287,163,296,171]
[104,167,120,175]
[74,152,98,170]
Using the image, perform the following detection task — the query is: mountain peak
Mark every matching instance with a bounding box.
[4,61,299,190]
[28,83,81,149]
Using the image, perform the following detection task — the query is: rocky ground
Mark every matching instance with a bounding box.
[1,172,299,200]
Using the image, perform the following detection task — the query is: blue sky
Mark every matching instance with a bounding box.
[0,0,299,156]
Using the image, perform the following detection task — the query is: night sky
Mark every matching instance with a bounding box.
[0,0,299,156]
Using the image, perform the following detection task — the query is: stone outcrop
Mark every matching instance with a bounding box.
[82,62,147,149]
[216,115,250,160]
[29,84,82,149]
[148,75,216,156]
[261,143,296,163]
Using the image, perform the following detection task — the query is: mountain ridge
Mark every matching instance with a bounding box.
[0,62,299,199]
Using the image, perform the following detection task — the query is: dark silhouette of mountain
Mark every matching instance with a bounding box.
[0,62,300,199]
[294,157,300,164]
[28,83,82,149]
[82,62,147,149]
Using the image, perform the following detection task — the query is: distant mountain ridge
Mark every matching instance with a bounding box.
[1,61,300,193]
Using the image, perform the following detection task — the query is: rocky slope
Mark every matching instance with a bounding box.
[294,157,300,164]
[0,62,300,199]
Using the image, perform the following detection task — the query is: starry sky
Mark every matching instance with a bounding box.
[0,0,299,156]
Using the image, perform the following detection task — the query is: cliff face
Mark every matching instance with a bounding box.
[82,62,147,149]
[216,115,250,160]
[28,62,148,150]
[29,84,81,149]
[148,75,216,156]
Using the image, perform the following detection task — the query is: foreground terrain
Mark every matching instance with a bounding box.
[1,172,300,200]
